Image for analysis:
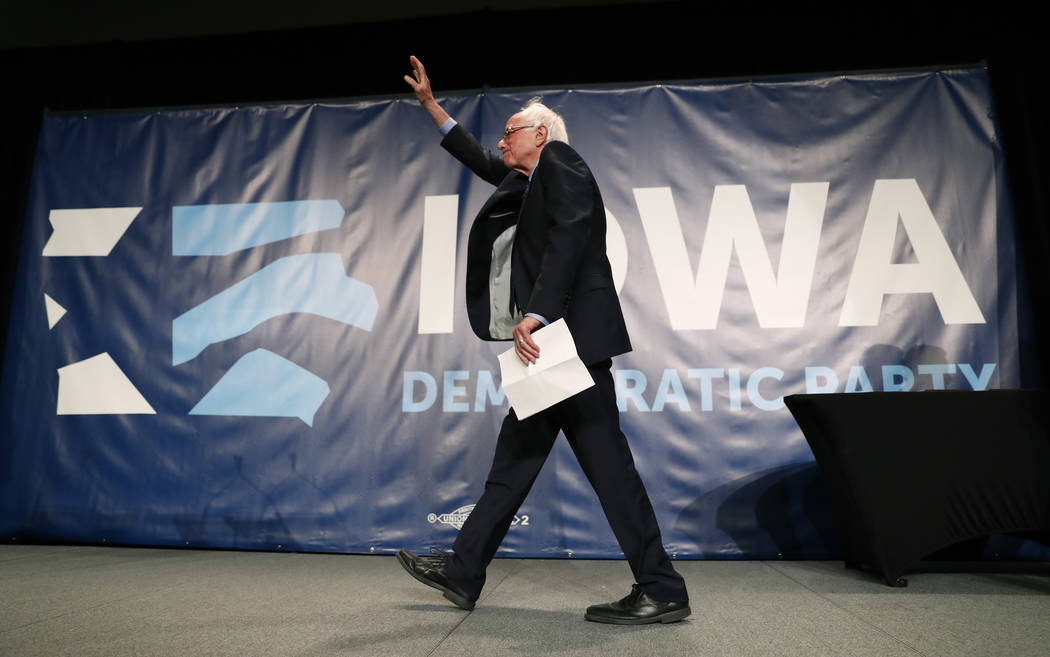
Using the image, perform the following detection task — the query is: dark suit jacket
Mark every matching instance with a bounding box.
[441,124,631,365]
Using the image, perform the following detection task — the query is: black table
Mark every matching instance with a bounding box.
[785,390,1050,586]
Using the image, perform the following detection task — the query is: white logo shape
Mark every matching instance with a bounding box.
[44,293,67,329]
[56,353,156,415]
[42,207,141,256]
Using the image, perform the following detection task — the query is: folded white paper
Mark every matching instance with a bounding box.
[497,318,595,420]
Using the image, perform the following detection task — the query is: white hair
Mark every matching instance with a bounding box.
[517,97,568,144]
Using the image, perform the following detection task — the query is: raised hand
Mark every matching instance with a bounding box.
[404,55,434,104]
[403,55,450,128]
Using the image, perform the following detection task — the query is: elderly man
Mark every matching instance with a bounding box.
[397,56,689,625]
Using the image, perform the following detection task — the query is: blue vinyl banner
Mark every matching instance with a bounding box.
[0,67,1027,559]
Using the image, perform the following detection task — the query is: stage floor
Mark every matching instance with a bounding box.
[2,545,1048,656]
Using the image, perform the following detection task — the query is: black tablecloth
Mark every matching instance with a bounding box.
[785,390,1050,585]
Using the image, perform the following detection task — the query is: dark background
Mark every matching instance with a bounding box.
[1,1,1046,385]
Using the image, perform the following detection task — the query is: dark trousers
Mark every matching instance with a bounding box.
[447,359,688,603]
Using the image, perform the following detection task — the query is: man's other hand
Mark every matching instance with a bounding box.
[513,316,543,365]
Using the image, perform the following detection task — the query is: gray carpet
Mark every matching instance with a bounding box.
[2,545,1048,656]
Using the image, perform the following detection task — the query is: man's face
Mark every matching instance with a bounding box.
[498,112,546,175]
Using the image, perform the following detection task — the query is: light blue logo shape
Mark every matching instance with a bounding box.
[172,253,377,365]
[172,200,345,255]
[189,348,330,426]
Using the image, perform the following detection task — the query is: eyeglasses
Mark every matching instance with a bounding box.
[500,124,537,141]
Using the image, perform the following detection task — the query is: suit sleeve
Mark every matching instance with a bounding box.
[525,143,596,321]
[440,124,511,187]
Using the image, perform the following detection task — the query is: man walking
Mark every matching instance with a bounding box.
[397,56,689,624]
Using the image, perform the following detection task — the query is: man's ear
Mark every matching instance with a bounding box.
[535,125,548,146]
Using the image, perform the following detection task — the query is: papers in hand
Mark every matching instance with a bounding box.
[497,318,595,420]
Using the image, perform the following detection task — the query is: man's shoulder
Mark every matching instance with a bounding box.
[543,139,582,160]
[540,140,591,176]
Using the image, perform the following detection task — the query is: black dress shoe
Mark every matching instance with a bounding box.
[585,585,690,625]
[396,549,476,611]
